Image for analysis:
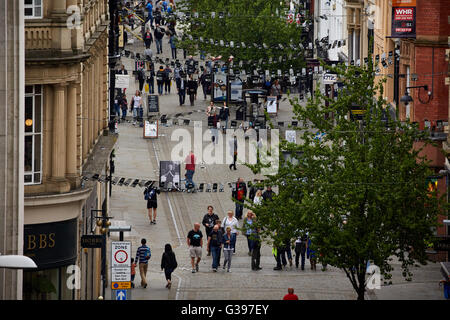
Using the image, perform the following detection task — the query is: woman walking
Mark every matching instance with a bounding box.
[160,243,178,289]
[222,210,239,254]
[222,227,234,272]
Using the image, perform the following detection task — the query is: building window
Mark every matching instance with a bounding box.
[24,85,43,185]
[24,0,42,19]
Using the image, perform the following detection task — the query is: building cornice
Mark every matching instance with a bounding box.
[24,187,93,207]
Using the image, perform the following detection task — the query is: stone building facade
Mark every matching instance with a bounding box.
[23,0,115,300]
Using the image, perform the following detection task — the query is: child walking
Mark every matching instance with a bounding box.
[131,258,136,288]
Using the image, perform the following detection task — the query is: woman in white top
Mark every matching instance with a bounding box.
[253,189,263,205]
[222,210,239,254]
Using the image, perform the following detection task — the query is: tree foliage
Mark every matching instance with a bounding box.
[176,0,306,72]
[246,58,446,300]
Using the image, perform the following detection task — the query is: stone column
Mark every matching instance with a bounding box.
[94,55,99,139]
[66,82,79,188]
[82,64,89,160]
[0,0,24,300]
[50,84,70,193]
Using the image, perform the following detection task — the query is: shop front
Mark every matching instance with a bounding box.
[23,218,78,300]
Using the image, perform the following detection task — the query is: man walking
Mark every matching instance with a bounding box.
[187,223,203,273]
[144,184,160,224]
[135,238,151,288]
[176,74,186,106]
[202,205,219,255]
[232,178,247,220]
[295,234,308,270]
[229,135,238,170]
[207,224,222,272]
[251,227,262,271]
[270,78,282,111]
[187,75,198,106]
[154,24,165,54]
[185,151,196,189]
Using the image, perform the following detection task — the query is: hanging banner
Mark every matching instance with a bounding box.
[391,0,416,38]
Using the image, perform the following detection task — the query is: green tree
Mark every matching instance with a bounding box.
[246,58,446,300]
[176,0,306,72]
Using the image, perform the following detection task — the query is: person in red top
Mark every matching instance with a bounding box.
[185,151,196,189]
[283,288,299,300]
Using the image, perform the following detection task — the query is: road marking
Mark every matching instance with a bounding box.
[151,140,183,246]
[173,273,182,300]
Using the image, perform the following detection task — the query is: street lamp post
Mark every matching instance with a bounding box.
[109,0,118,133]
[92,209,113,299]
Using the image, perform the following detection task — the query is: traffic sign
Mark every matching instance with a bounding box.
[112,282,131,290]
[112,267,131,282]
[115,289,127,300]
[111,241,131,268]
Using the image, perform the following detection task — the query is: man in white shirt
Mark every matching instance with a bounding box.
[132,90,142,125]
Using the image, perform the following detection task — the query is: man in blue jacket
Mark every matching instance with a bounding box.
[145,1,153,27]
[135,238,151,288]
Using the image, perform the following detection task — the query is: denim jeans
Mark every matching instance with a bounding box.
[156,39,163,53]
[185,170,195,187]
[276,248,287,268]
[295,248,306,269]
[121,109,127,119]
[133,108,137,121]
[171,47,177,59]
[211,246,221,269]
[157,82,164,95]
[223,249,233,270]
[246,234,254,253]
[235,202,244,219]
[285,245,292,260]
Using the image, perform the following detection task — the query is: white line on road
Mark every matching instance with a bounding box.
[151,137,184,300]
[173,272,182,300]
[151,141,183,246]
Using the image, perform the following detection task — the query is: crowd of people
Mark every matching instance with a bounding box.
[133,175,319,293]
[115,1,307,299]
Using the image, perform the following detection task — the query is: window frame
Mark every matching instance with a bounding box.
[24,0,43,19]
[24,85,43,185]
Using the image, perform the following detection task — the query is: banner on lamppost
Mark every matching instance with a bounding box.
[391,0,416,38]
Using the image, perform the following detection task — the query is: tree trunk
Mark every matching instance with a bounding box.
[357,286,365,300]
[357,271,366,300]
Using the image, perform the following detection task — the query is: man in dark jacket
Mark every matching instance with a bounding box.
[187,75,198,106]
[176,73,186,106]
[202,205,219,255]
[262,185,275,201]
[156,66,165,95]
[232,178,247,220]
[154,24,165,54]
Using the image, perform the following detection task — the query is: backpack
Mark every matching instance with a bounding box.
[144,188,150,200]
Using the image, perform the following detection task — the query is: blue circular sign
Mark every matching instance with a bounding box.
[113,283,118,289]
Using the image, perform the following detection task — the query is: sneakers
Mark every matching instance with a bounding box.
[273,267,282,271]
[213,268,217,272]
[227,269,231,273]
[192,269,196,273]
